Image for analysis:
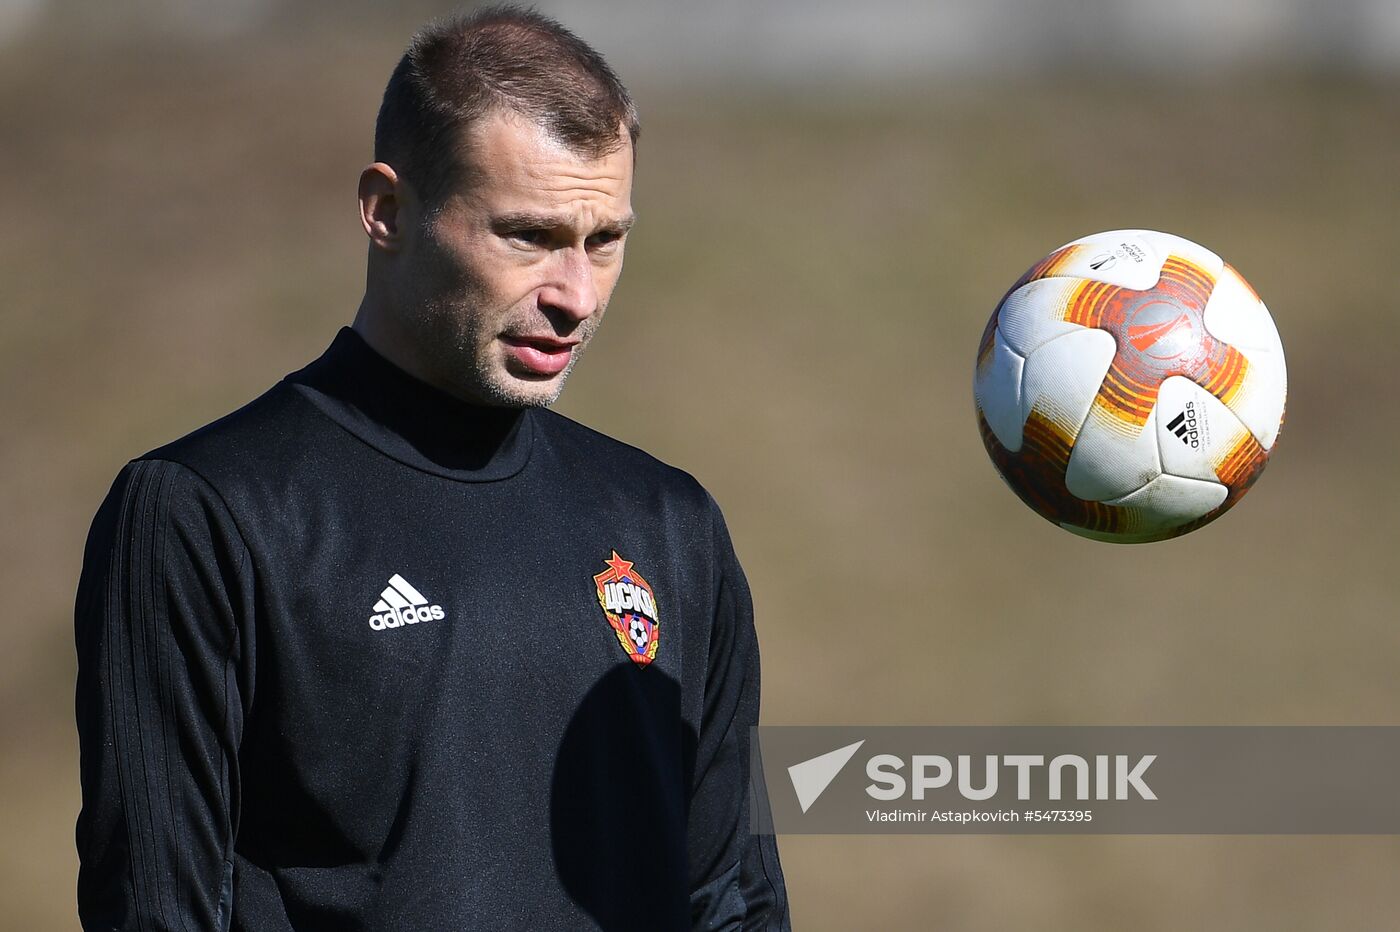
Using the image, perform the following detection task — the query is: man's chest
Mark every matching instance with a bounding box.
[236,478,707,747]
[224,471,712,889]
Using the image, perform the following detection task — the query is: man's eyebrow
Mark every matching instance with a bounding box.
[596,214,637,235]
[491,212,636,234]
[492,211,559,231]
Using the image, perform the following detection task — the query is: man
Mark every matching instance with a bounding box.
[74,7,789,930]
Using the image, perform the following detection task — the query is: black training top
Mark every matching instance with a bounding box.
[74,328,789,931]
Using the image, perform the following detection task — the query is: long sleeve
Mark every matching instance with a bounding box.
[75,459,252,931]
[688,498,790,931]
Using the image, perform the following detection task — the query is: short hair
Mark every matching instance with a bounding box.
[374,5,640,208]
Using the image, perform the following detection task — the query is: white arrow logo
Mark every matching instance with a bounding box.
[787,740,866,813]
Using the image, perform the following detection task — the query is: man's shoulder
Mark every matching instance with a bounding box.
[532,408,716,510]
[134,378,316,489]
[86,383,313,565]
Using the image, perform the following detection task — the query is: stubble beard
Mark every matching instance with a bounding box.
[414,292,601,409]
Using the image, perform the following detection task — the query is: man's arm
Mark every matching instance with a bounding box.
[688,496,790,931]
[75,459,251,931]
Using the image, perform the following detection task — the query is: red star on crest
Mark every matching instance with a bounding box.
[604,551,634,578]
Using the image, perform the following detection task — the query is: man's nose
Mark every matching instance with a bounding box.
[538,247,599,323]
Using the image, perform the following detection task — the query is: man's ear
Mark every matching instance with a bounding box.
[359,162,403,252]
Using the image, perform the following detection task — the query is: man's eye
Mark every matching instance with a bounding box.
[508,229,548,246]
[587,231,623,250]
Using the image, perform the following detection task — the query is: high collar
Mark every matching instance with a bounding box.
[285,327,534,483]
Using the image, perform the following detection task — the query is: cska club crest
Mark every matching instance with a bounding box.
[593,551,660,667]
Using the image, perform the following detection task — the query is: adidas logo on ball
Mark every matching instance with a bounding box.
[1166,403,1201,449]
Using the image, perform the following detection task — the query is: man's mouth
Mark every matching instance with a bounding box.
[500,334,579,377]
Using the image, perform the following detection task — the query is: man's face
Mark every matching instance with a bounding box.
[397,110,635,407]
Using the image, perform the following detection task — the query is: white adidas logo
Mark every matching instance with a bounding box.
[368,574,445,631]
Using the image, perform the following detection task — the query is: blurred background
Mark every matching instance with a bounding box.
[3,0,1398,928]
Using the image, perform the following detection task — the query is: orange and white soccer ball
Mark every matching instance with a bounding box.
[973,230,1286,543]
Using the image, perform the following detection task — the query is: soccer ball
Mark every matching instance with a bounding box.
[627,616,650,651]
[973,230,1286,543]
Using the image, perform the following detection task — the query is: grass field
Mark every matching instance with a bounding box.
[3,28,1399,930]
